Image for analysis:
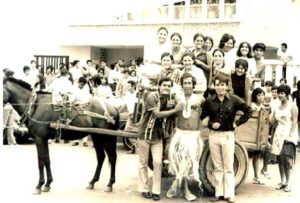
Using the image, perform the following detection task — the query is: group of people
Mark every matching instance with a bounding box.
[3,26,298,203]
[135,27,298,203]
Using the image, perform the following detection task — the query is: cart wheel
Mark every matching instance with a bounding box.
[122,137,136,151]
[199,139,249,195]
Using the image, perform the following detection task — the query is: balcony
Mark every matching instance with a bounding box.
[118,1,238,25]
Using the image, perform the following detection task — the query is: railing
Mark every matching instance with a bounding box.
[34,55,69,74]
[122,2,237,24]
[264,59,300,90]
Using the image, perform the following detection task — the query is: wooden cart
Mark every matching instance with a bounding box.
[50,109,270,194]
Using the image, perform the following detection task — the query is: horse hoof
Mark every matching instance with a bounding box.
[42,186,51,192]
[33,189,42,195]
[86,183,94,190]
[104,186,112,192]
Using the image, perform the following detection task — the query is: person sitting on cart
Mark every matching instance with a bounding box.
[167,72,205,201]
[200,74,252,203]
[137,77,183,201]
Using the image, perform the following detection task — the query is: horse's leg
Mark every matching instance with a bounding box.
[42,141,53,192]
[103,137,117,192]
[86,137,105,190]
[33,137,48,194]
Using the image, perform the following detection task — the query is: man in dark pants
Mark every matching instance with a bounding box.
[200,75,252,203]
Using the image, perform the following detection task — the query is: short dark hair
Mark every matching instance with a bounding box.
[23,66,30,72]
[157,26,168,34]
[127,80,137,86]
[180,72,196,88]
[181,52,195,61]
[264,80,273,87]
[158,77,173,87]
[271,86,278,91]
[72,60,80,66]
[277,85,291,97]
[235,59,248,72]
[251,87,265,103]
[161,52,174,61]
[30,60,36,64]
[281,43,287,48]
[86,60,92,64]
[214,74,230,85]
[253,43,266,52]
[46,65,54,72]
[78,77,87,84]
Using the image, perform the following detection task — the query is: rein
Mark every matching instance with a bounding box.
[19,90,38,125]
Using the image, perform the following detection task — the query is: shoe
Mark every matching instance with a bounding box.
[284,184,291,192]
[210,196,222,202]
[226,197,235,203]
[276,183,287,190]
[260,170,271,179]
[141,192,152,199]
[83,142,88,147]
[72,142,79,146]
[252,178,265,185]
[64,140,70,144]
[152,194,160,201]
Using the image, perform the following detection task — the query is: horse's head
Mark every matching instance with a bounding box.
[3,78,11,106]
[3,77,32,107]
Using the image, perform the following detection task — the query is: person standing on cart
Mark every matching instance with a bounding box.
[200,74,252,203]
[137,77,183,201]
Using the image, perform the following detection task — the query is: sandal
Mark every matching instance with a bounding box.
[252,178,265,185]
[276,183,287,190]
[284,185,291,192]
[260,170,271,179]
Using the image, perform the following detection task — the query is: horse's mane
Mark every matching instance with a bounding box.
[4,77,32,90]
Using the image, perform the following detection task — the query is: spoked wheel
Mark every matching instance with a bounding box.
[199,139,249,195]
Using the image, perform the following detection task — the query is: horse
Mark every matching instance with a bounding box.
[3,77,119,194]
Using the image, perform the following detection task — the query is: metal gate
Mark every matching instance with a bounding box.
[34,55,69,74]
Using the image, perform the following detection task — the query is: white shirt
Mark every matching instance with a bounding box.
[73,84,91,104]
[69,67,83,84]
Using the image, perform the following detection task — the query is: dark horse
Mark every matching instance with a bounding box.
[3,77,119,194]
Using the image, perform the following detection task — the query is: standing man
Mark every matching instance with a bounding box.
[167,73,205,201]
[200,75,252,203]
[253,43,266,87]
[137,77,183,201]
[277,43,293,79]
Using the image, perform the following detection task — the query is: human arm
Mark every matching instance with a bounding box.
[235,96,252,127]
[244,76,252,105]
[289,103,298,138]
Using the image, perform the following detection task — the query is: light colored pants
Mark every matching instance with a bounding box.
[3,107,16,145]
[209,130,235,198]
[137,138,162,195]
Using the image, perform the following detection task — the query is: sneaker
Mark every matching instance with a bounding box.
[210,196,222,202]
[252,178,265,185]
[276,183,287,190]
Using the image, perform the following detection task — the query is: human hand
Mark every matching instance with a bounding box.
[212,122,221,130]
[167,99,176,108]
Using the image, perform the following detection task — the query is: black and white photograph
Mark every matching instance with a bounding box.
[1,0,300,202]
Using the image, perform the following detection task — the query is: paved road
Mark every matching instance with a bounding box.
[1,142,300,203]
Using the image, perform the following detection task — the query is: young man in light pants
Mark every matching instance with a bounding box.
[200,75,252,203]
[137,77,183,201]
